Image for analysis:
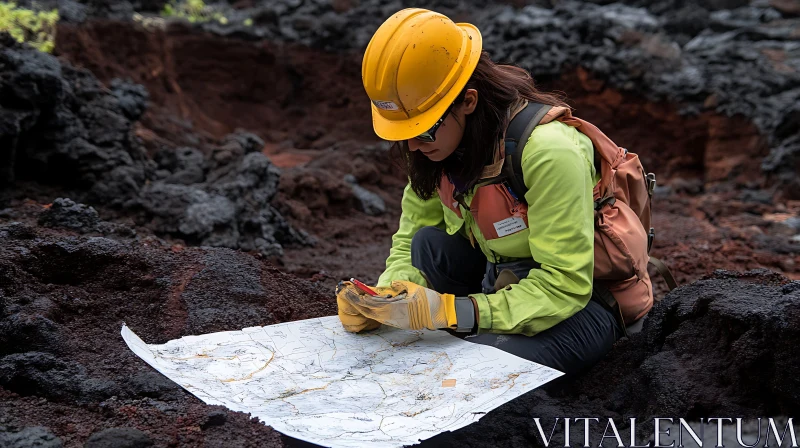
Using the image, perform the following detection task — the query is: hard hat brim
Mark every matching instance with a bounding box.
[370,23,483,142]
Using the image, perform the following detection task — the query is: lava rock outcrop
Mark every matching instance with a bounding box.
[0,33,150,202]
[0,36,309,256]
[137,131,313,256]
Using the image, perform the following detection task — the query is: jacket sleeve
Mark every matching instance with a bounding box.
[376,182,445,288]
[470,123,597,336]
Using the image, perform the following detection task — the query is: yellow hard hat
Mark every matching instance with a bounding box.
[362,8,483,141]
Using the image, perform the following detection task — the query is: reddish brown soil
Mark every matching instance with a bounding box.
[56,21,374,151]
[0,201,336,447]
[550,68,770,187]
[547,69,799,290]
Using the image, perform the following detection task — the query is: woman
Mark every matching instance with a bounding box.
[336,8,633,376]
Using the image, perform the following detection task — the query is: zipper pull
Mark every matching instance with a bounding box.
[503,181,522,216]
[503,181,520,203]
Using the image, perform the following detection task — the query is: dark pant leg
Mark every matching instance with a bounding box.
[411,226,620,375]
[410,226,487,296]
[462,299,622,376]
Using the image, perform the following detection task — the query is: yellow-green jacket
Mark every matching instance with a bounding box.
[377,120,600,336]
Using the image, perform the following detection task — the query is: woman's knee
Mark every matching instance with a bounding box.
[410,226,444,267]
[464,301,620,376]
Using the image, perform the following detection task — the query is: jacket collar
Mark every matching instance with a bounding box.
[477,103,572,181]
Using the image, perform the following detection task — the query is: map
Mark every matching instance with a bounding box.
[122,316,563,448]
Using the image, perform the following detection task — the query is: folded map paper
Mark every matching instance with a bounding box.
[122,316,563,448]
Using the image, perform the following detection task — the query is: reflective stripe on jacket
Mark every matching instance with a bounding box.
[377,120,600,336]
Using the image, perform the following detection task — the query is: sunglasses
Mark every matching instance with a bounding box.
[413,92,466,143]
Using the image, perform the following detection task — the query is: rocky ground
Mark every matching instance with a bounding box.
[1,0,799,446]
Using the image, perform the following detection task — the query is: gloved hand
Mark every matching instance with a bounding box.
[336,284,382,333]
[336,280,476,333]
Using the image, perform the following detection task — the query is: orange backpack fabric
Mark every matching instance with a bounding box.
[548,108,654,324]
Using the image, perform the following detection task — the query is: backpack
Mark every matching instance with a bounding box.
[502,103,677,328]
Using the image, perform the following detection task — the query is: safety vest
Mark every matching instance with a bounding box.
[438,178,529,241]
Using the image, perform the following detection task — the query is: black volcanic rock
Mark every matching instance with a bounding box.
[0,36,309,256]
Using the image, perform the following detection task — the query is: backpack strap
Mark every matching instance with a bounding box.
[502,103,552,205]
[648,256,678,293]
[591,283,629,338]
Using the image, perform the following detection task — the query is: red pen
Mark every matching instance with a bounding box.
[350,278,378,296]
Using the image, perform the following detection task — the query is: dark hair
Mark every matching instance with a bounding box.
[391,52,571,200]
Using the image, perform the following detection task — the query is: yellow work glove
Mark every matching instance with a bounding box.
[336,286,382,333]
[336,280,476,333]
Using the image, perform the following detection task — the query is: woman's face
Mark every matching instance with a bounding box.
[406,89,478,162]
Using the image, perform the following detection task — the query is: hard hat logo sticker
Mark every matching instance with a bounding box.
[373,100,400,111]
